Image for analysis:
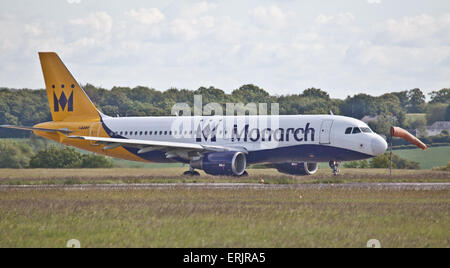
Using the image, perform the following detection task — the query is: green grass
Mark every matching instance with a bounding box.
[405,113,426,122]
[112,159,183,169]
[394,146,450,169]
[0,168,448,185]
[0,187,448,247]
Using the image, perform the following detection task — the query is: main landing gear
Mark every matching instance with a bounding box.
[183,167,200,176]
[329,161,341,176]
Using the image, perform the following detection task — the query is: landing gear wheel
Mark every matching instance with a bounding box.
[183,170,200,176]
[235,171,248,177]
[329,161,341,176]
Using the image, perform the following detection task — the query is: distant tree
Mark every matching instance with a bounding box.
[29,146,82,168]
[29,146,114,168]
[446,105,450,121]
[391,91,409,108]
[343,159,370,168]
[340,94,379,119]
[0,140,34,168]
[429,88,450,104]
[407,117,427,131]
[370,153,420,169]
[426,103,448,125]
[83,84,108,105]
[231,84,273,104]
[407,88,426,113]
[162,88,195,104]
[128,86,163,104]
[101,105,120,117]
[368,115,392,136]
[301,88,330,99]
[194,86,230,104]
[379,93,406,127]
[80,154,114,168]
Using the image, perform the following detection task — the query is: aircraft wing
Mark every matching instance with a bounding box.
[67,135,247,156]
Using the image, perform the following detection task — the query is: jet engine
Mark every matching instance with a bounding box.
[191,151,247,176]
[275,162,319,176]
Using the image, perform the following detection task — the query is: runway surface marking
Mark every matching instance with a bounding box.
[1,183,449,190]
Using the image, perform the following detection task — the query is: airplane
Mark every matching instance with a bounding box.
[0,52,388,176]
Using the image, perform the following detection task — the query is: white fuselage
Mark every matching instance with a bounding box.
[100,114,387,164]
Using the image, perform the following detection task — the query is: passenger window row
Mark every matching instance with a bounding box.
[111,130,231,137]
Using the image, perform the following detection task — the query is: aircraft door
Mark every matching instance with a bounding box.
[319,120,333,144]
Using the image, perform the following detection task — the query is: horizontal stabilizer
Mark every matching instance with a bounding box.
[0,125,72,134]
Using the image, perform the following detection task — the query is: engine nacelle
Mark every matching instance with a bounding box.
[275,162,319,176]
[191,151,247,176]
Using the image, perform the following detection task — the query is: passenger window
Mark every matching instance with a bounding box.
[139,131,143,136]
[164,131,168,135]
[130,132,133,136]
[352,127,361,134]
[345,127,352,134]
[135,131,138,135]
[144,131,147,135]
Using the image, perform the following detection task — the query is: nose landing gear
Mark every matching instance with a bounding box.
[329,161,341,176]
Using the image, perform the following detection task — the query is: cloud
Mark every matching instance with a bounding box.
[0,2,449,97]
[376,14,450,47]
[70,12,113,33]
[67,0,82,4]
[125,8,165,25]
[250,5,288,28]
[182,1,217,17]
[316,12,355,25]
[367,0,382,4]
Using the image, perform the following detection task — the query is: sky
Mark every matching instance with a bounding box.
[0,0,449,99]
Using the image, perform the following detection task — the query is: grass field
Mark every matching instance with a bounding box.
[0,187,448,247]
[0,168,448,247]
[394,146,450,169]
[0,168,449,185]
[406,113,426,122]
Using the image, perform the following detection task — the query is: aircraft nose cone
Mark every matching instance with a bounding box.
[371,136,388,156]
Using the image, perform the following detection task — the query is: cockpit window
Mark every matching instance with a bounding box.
[345,127,352,134]
[352,127,361,134]
[360,127,372,133]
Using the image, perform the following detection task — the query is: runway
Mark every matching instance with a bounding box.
[1,182,449,190]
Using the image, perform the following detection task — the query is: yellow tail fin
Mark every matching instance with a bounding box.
[39,52,100,122]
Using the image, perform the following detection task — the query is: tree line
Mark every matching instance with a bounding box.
[0,139,113,168]
[0,85,449,138]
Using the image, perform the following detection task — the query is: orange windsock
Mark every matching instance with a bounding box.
[390,127,427,150]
